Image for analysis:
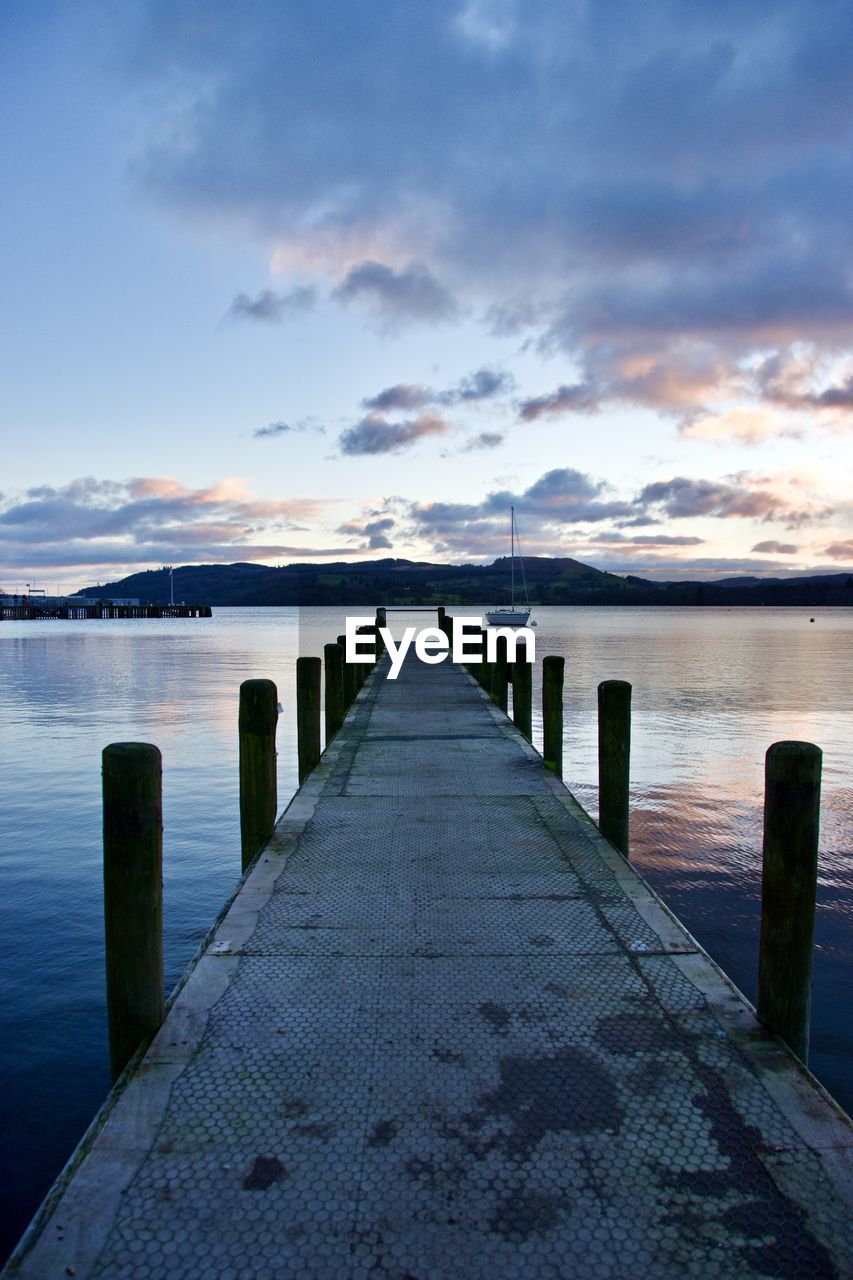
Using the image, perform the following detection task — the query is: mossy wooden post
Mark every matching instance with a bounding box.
[542,655,564,776]
[337,633,358,709]
[103,742,164,1082]
[296,656,322,784]
[598,680,631,856]
[239,679,278,871]
[757,741,822,1063]
[512,639,533,740]
[324,641,345,741]
[493,634,509,712]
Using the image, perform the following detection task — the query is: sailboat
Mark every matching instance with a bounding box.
[486,506,532,626]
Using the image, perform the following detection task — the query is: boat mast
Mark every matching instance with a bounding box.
[510,506,515,608]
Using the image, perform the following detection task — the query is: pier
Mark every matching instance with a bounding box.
[0,602,211,620]
[4,644,852,1278]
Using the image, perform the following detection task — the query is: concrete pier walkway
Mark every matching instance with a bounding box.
[7,655,852,1279]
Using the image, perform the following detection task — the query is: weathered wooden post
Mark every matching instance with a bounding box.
[324,641,345,741]
[374,607,386,656]
[598,680,631,856]
[493,634,509,712]
[239,679,278,871]
[437,605,446,629]
[103,742,164,1082]
[542,655,564,776]
[512,639,533,740]
[479,627,493,694]
[337,633,358,709]
[757,741,822,1063]
[296,656,322,784]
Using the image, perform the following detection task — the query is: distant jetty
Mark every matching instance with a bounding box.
[0,594,211,620]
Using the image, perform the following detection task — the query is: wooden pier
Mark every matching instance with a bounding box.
[4,647,852,1278]
[0,602,212,620]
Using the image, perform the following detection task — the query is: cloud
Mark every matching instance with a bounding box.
[227,286,317,322]
[338,411,451,456]
[461,431,504,451]
[252,419,325,439]
[122,3,853,425]
[751,540,799,554]
[337,514,396,550]
[822,539,853,560]
[679,407,803,445]
[592,533,705,547]
[637,474,831,527]
[0,477,335,573]
[519,383,600,421]
[332,261,458,327]
[363,367,512,414]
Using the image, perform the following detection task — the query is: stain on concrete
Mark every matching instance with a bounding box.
[595,1011,681,1056]
[478,1002,512,1034]
[489,1190,566,1241]
[432,1045,468,1066]
[242,1155,288,1190]
[292,1121,336,1141]
[368,1119,400,1147]
[466,1046,622,1159]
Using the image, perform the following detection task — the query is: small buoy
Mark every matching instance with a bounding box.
[810,617,815,623]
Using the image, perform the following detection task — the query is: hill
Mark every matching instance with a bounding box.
[76,559,853,607]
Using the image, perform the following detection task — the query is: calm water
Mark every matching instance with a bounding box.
[1,606,851,1259]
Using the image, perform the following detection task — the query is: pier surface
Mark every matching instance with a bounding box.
[7,656,852,1279]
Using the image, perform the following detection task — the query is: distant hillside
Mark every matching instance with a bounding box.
[77,559,853,607]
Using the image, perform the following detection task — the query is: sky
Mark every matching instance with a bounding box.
[2,0,853,590]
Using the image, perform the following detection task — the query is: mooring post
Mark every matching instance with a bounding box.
[598,680,631,856]
[337,633,358,709]
[374,607,387,657]
[542,655,565,776]
[296,656,322,784]
[437,605,446,629]
[757,741,822,1063]
[324,641,345,741]
[103,742,164,1082]
[512,639,533,740]
[493,634,509,712]
[479,628,493,694]
[239,679,278,872]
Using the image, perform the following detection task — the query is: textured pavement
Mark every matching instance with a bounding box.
[7,652,852,1279]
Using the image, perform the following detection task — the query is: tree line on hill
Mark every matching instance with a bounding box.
[77,558,853,607]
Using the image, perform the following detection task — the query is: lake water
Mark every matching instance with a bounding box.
[1,605,851,1260]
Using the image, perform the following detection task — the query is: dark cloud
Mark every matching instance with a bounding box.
[637,475,829,527]
[227,286,317,322]
[337,514,396,550]
[751,540,799,554]
[363,367,512,414]
[362,384,431,412]
[338,412,450,456]
[126,1,853,421]
[593,533,705,546]
[461,431,504,451]
[519,383,600,420]
[333,261,458,326]
[252,420,325,439]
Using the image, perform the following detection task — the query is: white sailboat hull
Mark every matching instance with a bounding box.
[485,607,531,626]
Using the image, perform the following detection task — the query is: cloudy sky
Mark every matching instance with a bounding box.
[2,0,852,588]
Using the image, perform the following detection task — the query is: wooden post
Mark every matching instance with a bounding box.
[338,633,358,709]
[542,655,564,776]
[239,679,278,871]
[324,641,345,741]
[437,605,446,628]
[374,608,386,656]
[296,656,322,784]
[103,742,164,1082]
[479,628,493,694]
[493,634,509,712]
[598,680,631,856]
[512,640,533,740]
[757,741,822,1063]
